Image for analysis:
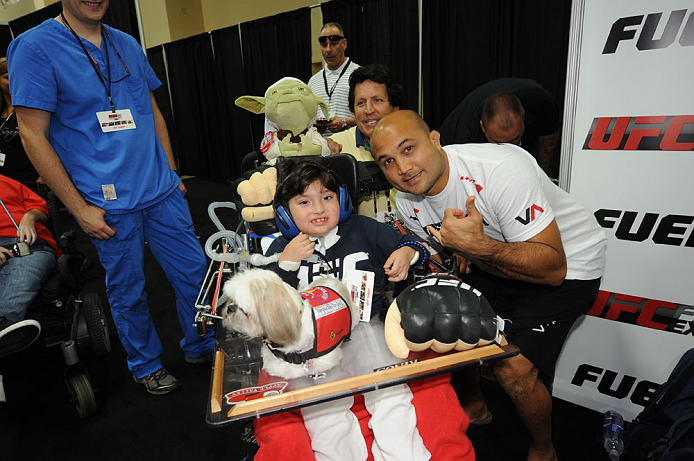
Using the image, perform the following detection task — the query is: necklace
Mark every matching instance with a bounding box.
[322,58,351,101]
[0,110,14,132]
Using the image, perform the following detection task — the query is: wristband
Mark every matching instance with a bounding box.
[397,241,429,267]
[278,260,301,271]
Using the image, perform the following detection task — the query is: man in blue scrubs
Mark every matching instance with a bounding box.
[7,0,214,395]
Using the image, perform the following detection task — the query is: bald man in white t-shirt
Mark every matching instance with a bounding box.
[370,110,607,461]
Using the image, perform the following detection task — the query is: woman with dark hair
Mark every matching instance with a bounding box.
[0,57,42,193]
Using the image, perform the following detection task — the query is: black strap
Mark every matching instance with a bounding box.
[266,343,318,365]
[652,415,694,460]
[312,249,338,278]
[60,13,115,112]
[322,58,350,100]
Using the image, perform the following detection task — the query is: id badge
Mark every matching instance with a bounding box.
[0,152,5,166]
[97,109,137,133]
[346,270,375,322]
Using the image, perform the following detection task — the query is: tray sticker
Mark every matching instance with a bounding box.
[225,381,289,404]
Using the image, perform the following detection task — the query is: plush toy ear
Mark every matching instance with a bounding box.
[249,171,273,204]
[262,167,278,192]
[315,95,329,119]
[237,179,259,206]
[235,96,267,114]
[241,205,276,223]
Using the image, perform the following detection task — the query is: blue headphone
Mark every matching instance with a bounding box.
[273,175,353,239]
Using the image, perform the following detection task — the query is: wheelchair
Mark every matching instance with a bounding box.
[193,154,458,461]
[192,152,457,332]
[0,192,111,419]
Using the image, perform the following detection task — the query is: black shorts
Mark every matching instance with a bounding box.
[465,270,601,378]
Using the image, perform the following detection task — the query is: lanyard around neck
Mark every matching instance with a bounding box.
[61,13,120,112]
[0,196,20,233]
[323,58,350,100]
[0,111,14,133]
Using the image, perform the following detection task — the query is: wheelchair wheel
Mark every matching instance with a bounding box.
[83,293,111,357]
[67,372,97,419]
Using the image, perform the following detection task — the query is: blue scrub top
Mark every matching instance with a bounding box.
[7,19,178,213]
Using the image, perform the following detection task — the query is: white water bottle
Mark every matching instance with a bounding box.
[603,410,625,461]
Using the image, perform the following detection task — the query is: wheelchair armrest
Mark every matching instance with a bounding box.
[58,253,80,292]
[58,230,77,251]
[357,161,393,195]
[57,230,85,283]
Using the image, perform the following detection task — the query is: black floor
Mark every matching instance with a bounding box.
[0,177,609,461]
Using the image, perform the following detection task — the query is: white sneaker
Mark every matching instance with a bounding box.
[0,319,41,358]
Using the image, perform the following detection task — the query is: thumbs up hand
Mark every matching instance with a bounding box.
[427,196,485,254]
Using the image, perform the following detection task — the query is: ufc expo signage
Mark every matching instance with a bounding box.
[553,0,694,421]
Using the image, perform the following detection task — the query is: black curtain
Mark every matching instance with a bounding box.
[146,45,177,162]
[422,0,572,131]
[321,0,420,112]
[102,0,140,40]
[240,7,312,144]
[211,26,255,173]
[0,25,12,57]
[9,1,140,40]
[8,2,62,37]
[164,34,233,180]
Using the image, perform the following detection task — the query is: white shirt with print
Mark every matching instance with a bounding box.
[395,143,607,280]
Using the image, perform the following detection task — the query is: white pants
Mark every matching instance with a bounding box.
[300,383,431,461]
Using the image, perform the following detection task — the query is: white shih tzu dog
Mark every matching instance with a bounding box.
[221,268,359,379]
[221,268,431,461]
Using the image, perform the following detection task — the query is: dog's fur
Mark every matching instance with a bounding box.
[222,268,359,379]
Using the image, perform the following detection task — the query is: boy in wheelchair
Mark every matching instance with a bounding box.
[242,158,474,461]
[0,174,60,357]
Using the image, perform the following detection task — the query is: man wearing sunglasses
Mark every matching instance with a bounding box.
[7,0,214,395]
[308,22,360,138]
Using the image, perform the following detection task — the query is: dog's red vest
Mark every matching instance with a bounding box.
[300,286,352,356]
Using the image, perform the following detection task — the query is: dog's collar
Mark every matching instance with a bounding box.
[265,341,319,365]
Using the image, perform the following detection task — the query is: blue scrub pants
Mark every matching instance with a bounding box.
[93,188,214,378]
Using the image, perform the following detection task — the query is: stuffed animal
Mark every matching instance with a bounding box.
[235,167,277,225]
[221,268,433,461]
[236,78,331,163]
[384,274,503,359]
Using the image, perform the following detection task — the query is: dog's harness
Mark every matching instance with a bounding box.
[266,285,352,365]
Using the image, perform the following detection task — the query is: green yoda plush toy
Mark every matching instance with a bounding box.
[236,77,330,163]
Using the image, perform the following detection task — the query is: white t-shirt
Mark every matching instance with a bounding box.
[396,143,607,280]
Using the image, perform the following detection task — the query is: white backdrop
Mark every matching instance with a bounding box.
[553,0,694,421]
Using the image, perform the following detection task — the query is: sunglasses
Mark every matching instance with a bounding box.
[318,34,345,44]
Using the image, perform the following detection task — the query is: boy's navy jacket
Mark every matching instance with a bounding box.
[265,214,423,316]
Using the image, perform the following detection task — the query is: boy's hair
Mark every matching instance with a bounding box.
[275,158,341,209]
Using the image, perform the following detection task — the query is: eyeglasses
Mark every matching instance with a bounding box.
[318,34,345,44]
